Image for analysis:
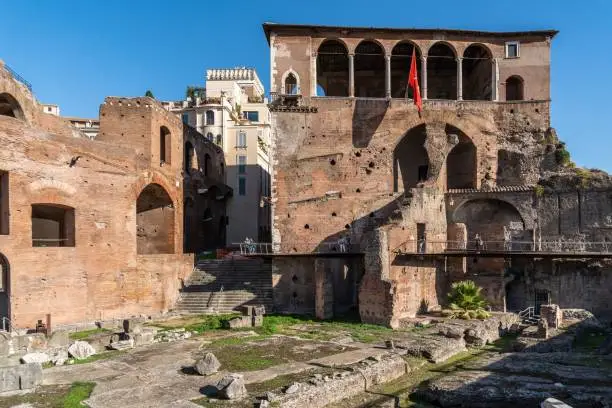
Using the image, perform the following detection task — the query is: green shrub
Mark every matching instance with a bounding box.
[534,185,545,197]
[555,147,571,166]
[447,280,490,320]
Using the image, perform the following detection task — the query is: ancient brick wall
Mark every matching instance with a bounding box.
[0,66,211,327]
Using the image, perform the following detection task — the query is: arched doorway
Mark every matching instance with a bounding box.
[462,44,492,100]
[354,40,385,97]
[0,93,24,120]
[316,40,349,96]
[427,42,457,100]
[394,124,429,192]
[0,254,9,326]
[391,41,421,98]
[136,183,175,254]
[446,126,477,189]
[506,76,524,101]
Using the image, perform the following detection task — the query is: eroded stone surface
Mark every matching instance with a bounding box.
[194,352,221,376]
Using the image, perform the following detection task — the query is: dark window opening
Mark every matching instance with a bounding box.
[394,124,429,191]
[285,73,298,95]
[391,42,421,98]
[354,40,385,98]
[427,43,457,100]
[206,110,214,125]
[446,125,477,189]
[317,40,349,96]
[462,44,492,101]
[136,183,175,254]
[417,223,426,253]
[32,204,75,247]
[204,154,211,177]
[506,76,524,101]
[160,126,171,164]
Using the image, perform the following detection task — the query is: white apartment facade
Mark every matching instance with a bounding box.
[163,68,272,247]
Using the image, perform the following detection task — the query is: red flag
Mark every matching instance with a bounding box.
[407,48,422,112]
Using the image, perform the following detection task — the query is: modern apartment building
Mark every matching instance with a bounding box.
[163,68,272,246]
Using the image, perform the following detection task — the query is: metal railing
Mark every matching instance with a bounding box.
[235,241,360,255]
[5,64,32,91]
[392,239,612,254]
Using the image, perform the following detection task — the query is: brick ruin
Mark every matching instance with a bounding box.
[0,60,230,327]
[264,23,612,326]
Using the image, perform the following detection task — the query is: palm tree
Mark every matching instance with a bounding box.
[447,280,490,319]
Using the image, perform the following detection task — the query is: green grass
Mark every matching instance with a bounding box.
[63,382,96,407]
[256,313,395,343]
[0,381,95,408]
[150,313,240,334]
[68,328,110,340]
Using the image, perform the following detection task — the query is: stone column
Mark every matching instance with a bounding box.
[492,58,499,101]
[385,55,391,98]
[421,56,428,100]
[457,57,463,101]
[311,52,317,97]
[348,53,355,97]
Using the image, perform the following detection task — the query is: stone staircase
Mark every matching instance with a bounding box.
[174,258,273,314]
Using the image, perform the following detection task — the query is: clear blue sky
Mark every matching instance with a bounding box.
[2,0,610,170]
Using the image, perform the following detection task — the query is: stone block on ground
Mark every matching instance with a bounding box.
[195,352,221,376]
[68,341,96,360]
[216,373,247,400]
[20,352,50,364]
[108,338,134,351]
[227,316,252,329]
[47,330,69,348]
[252,315,263,327]
[0,363,43,392]
[133,330,155,347]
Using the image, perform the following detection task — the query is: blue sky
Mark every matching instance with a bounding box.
[2,0,610,170]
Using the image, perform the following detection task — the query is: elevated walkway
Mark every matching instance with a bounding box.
[393,240,612,259]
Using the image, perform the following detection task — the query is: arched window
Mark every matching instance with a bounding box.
[184,141,196,174]
[136,184,174,254]
[204,153,211,177]
[391,42,421,98]
[427,42,457,100]
[394,124,429,192]
[446,126,477,189]
[31,204,75,247]
[284,73,298,95]
[0,93,24,119]
[354,40,385,98]
[463,44,492,100]
[216,134,222,146]
[317,40,349,97]
[506,76,524,101]
[160,126,171,164]
[205,110,214,125]
[206,132,213,141]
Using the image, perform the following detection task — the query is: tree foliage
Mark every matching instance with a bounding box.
[145,90,154,98]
